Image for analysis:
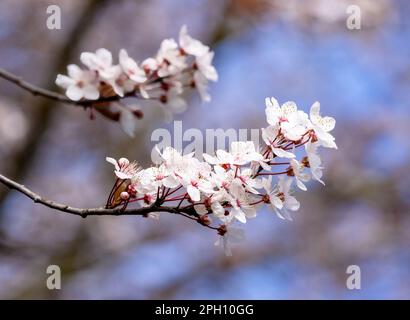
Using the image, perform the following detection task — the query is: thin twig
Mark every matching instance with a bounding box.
[0,67,137,107]
[0,174,208,226]
[0,68,79,105]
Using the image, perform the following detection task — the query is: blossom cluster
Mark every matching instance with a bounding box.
[56,25,217,136]
[106,97,337,256]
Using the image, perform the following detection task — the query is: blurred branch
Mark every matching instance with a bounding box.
[0,173,219,231]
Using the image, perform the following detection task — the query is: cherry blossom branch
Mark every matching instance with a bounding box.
[0,173,217,231]
[0,66,194,107]
[0,26,218,139]
[0,94,338,256]
[0,67,93,106]
[0,67,148,107]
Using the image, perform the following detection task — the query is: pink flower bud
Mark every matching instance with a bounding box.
[118,158,129,167]
[120,191,130,200]
[144,194,153,204]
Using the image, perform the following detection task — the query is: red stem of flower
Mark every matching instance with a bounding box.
[268,161,290,165]
[127,197,145,203]
[165,185,183,197]
[234,165,239,178]
[249,199,264,206]
[256,171,288,176]
[176,193,188,209]
[163,195,187,202]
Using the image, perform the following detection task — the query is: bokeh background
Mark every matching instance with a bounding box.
[1,0,409,299]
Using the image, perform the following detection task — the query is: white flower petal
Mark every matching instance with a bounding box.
[281,101,297,115]
[82,84,99,100]
[187,185,200,202]
[55,74,74,88]
[120,108,137,137]
[67,64,82,79]
[66,85,83,101]
[285,196,300,211]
